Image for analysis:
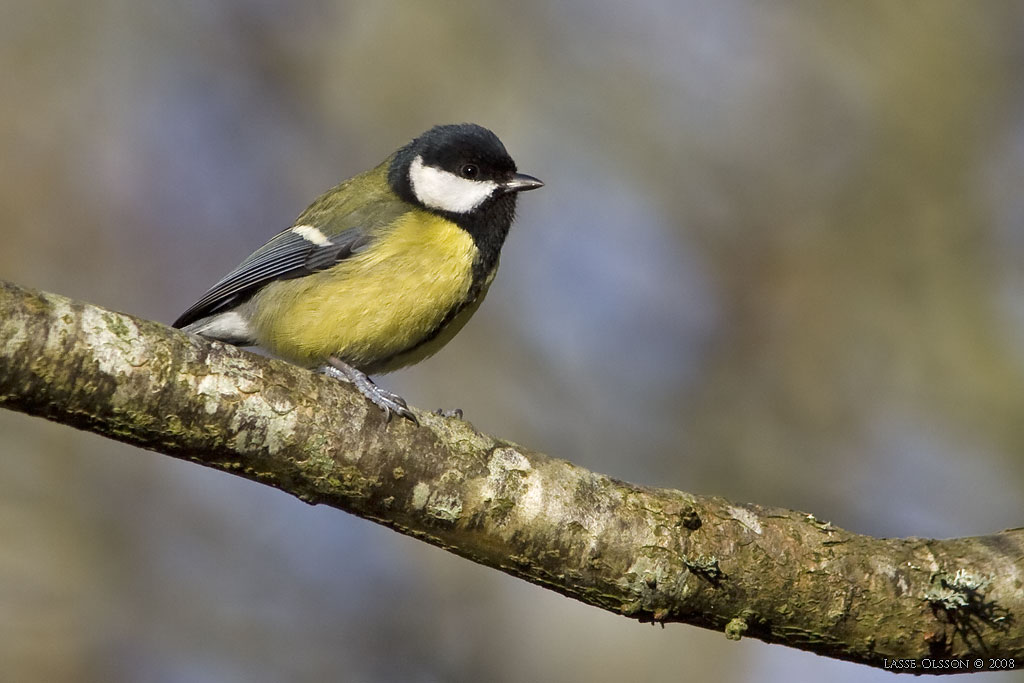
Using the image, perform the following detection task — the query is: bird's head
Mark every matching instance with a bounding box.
[390,123,543,216]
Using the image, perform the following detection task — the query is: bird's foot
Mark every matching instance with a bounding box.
[319,357,418,425]
[432,408,464,419]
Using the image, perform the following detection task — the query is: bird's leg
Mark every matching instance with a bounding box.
[319,356,418,425]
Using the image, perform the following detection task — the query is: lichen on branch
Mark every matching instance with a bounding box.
[0,279,1021,673]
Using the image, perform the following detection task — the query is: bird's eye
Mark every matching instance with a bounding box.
[460,164,479,179]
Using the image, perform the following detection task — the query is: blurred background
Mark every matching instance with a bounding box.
[2,1,1023,681]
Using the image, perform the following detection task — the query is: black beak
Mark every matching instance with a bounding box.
[502,172,544,193]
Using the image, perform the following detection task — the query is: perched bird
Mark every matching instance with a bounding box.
[174,123,543,423]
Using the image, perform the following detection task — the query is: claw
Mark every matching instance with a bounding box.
[318,357,419,425]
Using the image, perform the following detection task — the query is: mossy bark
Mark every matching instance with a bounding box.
[0,279,1021,672]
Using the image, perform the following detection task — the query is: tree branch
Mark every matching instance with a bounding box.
[1,279,1020,673]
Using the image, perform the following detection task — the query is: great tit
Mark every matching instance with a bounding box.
[173,123,543,423]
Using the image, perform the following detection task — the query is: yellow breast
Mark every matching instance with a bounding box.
[248,210,479,370]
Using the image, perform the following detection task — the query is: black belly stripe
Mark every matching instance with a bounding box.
[389,302,466,361]
[366,264,491,372]
[362,192,515,373]
[440,192,516,286]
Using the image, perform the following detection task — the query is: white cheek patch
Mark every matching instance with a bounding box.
[409,155,499,214]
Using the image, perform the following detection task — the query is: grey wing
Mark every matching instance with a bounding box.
[172,226,373,329]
